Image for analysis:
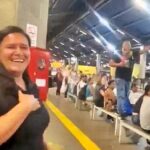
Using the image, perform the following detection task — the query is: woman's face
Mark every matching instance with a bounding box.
[0,33,30,76]
[122,41,131,54]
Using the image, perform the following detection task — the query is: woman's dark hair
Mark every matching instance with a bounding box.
[0,26,31,46]
[144,84,150,95]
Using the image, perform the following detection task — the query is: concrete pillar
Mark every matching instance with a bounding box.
[75,57,78,72]
[139,53,146,79]
[0,0,18,28]
[96,54,101,74]
[0,0,49,48]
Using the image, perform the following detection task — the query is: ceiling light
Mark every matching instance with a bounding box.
[80,30,87,35]
[80,44,86,48]
[99,17,110,27]
[94,37,102,44]
[91,49,97,53]
[64,55,67,58]
[134,0,148,10]
[60,42,64,45]
[64,51,68,53]
[107,43,116,51]
[54,46,59,49]
[49,48,52,50]
[116,29,125,35]
[71,54,75,57]
[140,45,144,50]
[69,38,74,42]
[70,47,75,50]
[132,39,140,44]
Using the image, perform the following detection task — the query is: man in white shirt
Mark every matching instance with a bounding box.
[129,83,143,106]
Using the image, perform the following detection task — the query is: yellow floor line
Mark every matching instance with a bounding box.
[45,100,101,150]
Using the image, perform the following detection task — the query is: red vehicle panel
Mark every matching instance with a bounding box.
[28,47,50,101]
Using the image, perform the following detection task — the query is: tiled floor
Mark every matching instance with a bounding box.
[44,88,146,150]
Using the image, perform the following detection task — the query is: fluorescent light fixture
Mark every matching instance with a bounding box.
[70,47,75,50]
[140,45,144,50]
[49,48,52,50]
[107,43,116,51]
[94,37,102,44]
[69,38,74,42]
[93,9,115,33]
[80,44,86,48]
[60,42,64,45]
[116,29,125,35]
[64,51,68,53]
[54,46,59,49]
[71,54,75,57]
[134,0,148,10]
[91,49,97,53]
[132,39,140,44]
[87,62,90,64]
[80,30,87,35]
[99,17,110,27]
[64,55,67,57]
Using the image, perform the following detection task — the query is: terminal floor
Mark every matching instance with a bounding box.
[44,88,144,150]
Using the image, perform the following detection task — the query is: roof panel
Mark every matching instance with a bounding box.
[97,0,132,18]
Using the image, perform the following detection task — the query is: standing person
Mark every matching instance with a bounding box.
[109,40,150,117]
[0,26,50,150]
[55,69,63,95]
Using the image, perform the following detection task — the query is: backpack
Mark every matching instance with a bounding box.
[78,85,87,100]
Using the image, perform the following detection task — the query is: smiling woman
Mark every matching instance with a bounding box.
[0,32,30,77]
[0,26,50,150]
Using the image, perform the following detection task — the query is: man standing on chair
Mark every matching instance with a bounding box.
[109,40,150,117]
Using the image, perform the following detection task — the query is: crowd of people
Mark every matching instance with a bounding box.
[55,68,150,149]
[54,40,150,149]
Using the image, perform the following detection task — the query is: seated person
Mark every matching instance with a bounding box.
[132,85,149,126]
[132,95,143,125]
[104,80,116,112]
[129,83,143,106]
[93,78,105,107]
[86,78,94,101]
[77,75,87,97]
[139,85,150,149]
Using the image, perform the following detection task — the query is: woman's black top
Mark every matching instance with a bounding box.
[0,65,50,150]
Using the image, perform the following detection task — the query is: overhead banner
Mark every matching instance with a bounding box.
[26,24,38,46]
[78,65,96,75]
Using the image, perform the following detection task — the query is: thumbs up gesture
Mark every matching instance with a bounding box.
[18,91,41,112]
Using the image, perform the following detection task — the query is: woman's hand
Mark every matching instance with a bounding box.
[18,91,41,112]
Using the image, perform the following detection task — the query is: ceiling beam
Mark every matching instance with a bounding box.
[52,0,110,41]
[49,11,79,17]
